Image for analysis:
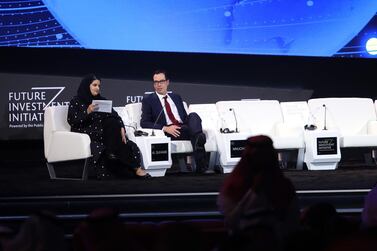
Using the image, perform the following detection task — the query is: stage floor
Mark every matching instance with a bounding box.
[0,159,376,217]
[0,161,377,197]
[1,140,376,196]
[1,141,376,219]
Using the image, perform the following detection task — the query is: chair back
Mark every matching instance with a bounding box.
[125,103,142,128]
[308,98,376,135]
[43,105,70,157]
[216,100,283,137]
[113,106,129,126]
[189,103,219,131]
[280,101,310,127]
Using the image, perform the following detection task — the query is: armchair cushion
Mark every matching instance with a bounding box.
[44,106,91,163]
[46,131,91,162]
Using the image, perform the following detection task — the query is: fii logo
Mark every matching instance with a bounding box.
[8,87,69,128]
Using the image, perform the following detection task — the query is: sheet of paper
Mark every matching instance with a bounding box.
[92,100,112,113]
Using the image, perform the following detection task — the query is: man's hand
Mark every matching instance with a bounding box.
[163,125,181,138]
[121,127,127,143]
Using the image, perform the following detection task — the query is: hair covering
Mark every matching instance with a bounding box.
[362,185,377,228]
[220,135,295,210]
[76,73,103,104]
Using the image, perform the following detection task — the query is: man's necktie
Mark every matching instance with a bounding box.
[163,96,179,125]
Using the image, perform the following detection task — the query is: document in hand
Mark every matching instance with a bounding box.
[92,100,112,113]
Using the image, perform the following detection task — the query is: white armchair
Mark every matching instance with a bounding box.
[308,98,377,165]
[308,98,377,147]
[216,100,305,172]
[43,105,91,180]
[279,101,313,169]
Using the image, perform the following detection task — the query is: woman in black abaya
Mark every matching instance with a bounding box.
[67,74,150,179]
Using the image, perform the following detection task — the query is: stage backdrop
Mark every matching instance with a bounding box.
[0,72,313,140]
[1,1,377,58]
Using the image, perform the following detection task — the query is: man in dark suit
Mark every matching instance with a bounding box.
[140,70,209,173]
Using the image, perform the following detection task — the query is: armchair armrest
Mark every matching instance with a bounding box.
[203,127,216,142]
[46,131,91,162]
[367,121,377,135]
[140,128,165,137]
[275,122,303,137]
[127,128,166,141]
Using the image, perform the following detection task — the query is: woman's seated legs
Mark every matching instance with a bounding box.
[102,117,150,178]
[102,117,123,158]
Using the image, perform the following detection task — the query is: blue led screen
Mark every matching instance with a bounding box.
[1,0,377,57]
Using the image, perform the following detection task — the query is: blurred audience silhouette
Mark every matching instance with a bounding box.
[73,208,135,251]
[2,146,377,251]
[361,184,377,229]
[2,211,66,251]
[218,135,300,251]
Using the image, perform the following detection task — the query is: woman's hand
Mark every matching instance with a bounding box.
[87,104,98,114]
[121,127,127,143]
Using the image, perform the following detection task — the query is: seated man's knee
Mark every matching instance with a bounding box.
[187,112,201,122]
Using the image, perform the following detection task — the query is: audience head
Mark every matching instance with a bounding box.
[220,135,282,203]
[77,73,102,104]
[362,185,377,228]
[153,69,169,95]
[240,135,279,175]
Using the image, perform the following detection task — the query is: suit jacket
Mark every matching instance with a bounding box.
[140,92,187,129]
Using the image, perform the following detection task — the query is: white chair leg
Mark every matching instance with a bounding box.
[370,149,377,166]
[208,152,216,170]
[46,159,89,180]
[190,155,197,172]
[178,156,191,172]
[278,152,287,169]
[46,162,56,179]
[81,158,89,180]
[296,148,305,170]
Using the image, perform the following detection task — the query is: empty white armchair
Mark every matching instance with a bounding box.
[308,98,377,148]
[280,101,314,169]
[217,100,305,147]
[216,100,305,172]
[43,105,91,180]
[280,101,311,129]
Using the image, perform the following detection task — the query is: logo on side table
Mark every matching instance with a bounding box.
[317,137,337,155]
